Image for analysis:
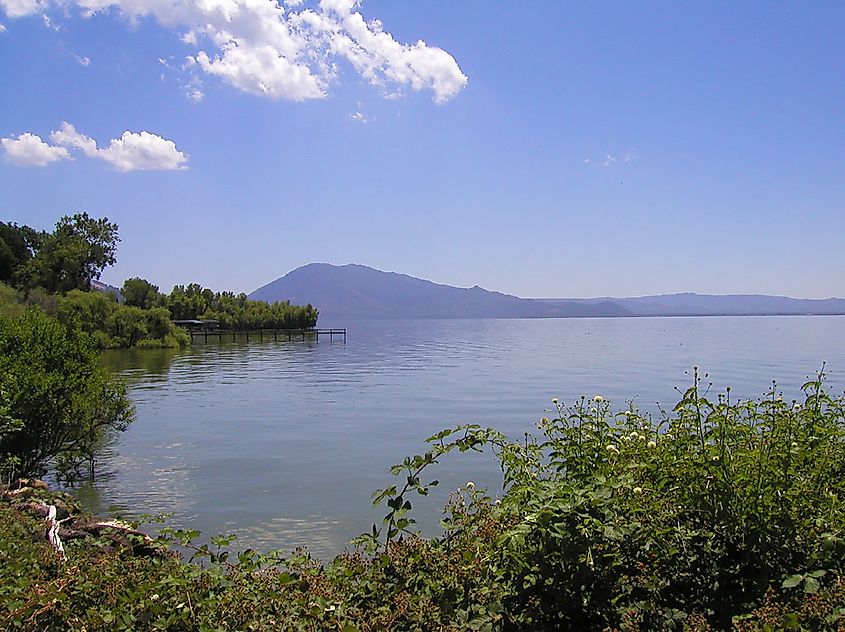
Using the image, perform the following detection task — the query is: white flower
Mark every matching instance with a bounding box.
[552,398,559,405]
[466,481,475,489]
[593,395,604,403]
[629,432,639,441]
[791,442,798,449]
[633,486,643,494]
[793,403,801,411]
[540,417,549,424]
[711,455,720,462]
[647,440,657,449]
[606,444,619,454]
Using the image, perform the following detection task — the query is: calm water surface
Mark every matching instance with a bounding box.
[75,316,845,559]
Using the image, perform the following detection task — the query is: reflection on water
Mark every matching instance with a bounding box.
[76,316,845,560]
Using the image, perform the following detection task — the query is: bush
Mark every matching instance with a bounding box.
[0,309,134,479]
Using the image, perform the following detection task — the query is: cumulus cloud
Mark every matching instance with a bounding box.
[0,0,44,18]
[2,122,188,171]
[1,132,70,166]
[0,22,7,31]
[1,0,467,102]
[98,131,188,171]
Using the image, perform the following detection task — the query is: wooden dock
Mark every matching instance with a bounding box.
[185,328,346,343]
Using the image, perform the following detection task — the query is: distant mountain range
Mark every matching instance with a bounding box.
[249,263,845,320]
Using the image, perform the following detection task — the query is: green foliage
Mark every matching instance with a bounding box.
[168,283,318,330]
[0,309,134,478]
[122,277,164,310]
[3,373,845,630]
[365,369,845,629]
[0,283,26,320]
[23,213,119,293]
[0,222,44,288]
[55,291,189,349]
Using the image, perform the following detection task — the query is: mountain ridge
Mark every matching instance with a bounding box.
[249,263,845,320]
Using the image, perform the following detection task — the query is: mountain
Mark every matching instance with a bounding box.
[249,263,631,319]
[250,264,845,320]
[541,293,845,317]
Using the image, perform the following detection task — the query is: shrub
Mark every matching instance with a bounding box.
[0,309,134,478]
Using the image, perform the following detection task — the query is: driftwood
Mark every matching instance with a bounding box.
[45,504,67,561]
[3,479,164,559]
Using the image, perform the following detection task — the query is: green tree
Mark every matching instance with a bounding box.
[107,305,149,347]
[0,222,45,287]
[0,309,133,478]
[122,277,162,310]
[26,213,120,293]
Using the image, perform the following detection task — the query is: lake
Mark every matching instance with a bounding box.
[75,316,845,560]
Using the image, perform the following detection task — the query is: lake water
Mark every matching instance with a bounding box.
[75,316,845,560]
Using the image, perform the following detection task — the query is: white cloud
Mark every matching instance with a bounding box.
[584,150,638,169]
[50,122,99,156]
[99,130,188,171]
[2,0,467,103]
[194,42,326,100]
[1,132,70,166]
[349,111,366,122]
[0,22,7,31]
[319,0,467,103]
[72,53,91,66]
[0,0,43,18]
[2,122,188,171]
[51,122,188,171]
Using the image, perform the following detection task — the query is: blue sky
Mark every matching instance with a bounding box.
[1,1,843,299]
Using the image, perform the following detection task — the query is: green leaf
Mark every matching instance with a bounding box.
[803,576,820,594]
[782,575,803,589]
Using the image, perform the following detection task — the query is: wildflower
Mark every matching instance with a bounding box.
[495,499,501,505]
[466,481,475,489]
[647,440,657,449]
[629,432,639,441]
[793,403,801,411]
[791,441,798,449]
[591,407,598,414]
[540,417,549,424]
[633,487,643,494]
[606,444,619,454]
[593,395,604,403]
[711,455,720,462]
[552,398,559,405]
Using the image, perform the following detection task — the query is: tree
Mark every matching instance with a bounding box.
[122,277,162,310]
[27,212,120,293]
[0,309,133,478]
[0,222,45,287]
